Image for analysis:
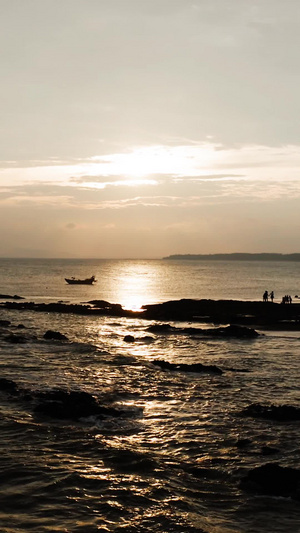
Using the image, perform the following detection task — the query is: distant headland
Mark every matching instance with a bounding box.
[163,253,300,261]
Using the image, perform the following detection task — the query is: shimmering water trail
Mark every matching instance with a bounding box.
[0,259,300,532]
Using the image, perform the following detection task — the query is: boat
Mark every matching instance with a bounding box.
[65,275,97,285]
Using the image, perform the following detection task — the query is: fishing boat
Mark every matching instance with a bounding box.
[65,275,97,285]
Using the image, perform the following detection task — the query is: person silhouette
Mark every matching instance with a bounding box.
[263,290,268,302]
[270,291,274,303]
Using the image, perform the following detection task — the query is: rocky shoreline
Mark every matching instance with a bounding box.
[1,297,300,329]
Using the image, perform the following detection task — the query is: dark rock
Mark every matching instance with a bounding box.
[0,377,19,394]
[43,330,69,341]
[261,446,280,456]
[240,403,300,421]
[103,449,156,473]
[17,324,26,329]
[4,334,27,344]
[87,300,122,311]
[0,320,11,327]
[0,294,23,300]
[224,367,250,373]
[147,324,174,333]
[153,359,223,375]
[124,335,135,343]
[236,438,252,448]
[183,324,259,338]
[34,389,122,420]
[2,298,300,330]
[211,324,259,338]
[147,323,259,338]
[240,463,300,499]
[142,298,300,327]
[140,336,155,343]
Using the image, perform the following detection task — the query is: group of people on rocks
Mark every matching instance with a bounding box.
[263,290,294,304]
[281,294,293,304]
[263,290,274,302]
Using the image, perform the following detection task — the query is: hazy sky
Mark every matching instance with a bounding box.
[1,0,300,258]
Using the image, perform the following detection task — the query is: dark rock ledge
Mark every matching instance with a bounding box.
[147,323,259,338]
[1,298,300,329]
[0,377,135,421]
[240,403,300,421]
[240,463,300,500]
[0,294,24,300]
[152,360,223,375]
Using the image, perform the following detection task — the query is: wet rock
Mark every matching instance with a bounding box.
[142,298,300,327]
[0,294,24,299]
[210,324,259,338]
[224,367,250,373]
[0,377,19,394]
[4,334,27,344]
[43,330,69,341]
[34,389,122,420]
[240,463,300,499]
[147,324,174,333]
[2,297,300,329]
[0,320,11,327]
[147,323,259,338]
[124,335,135,343]
[103,449,157,473]
[87,300,122,312]
[153,359,223,375]
[235,438,252,448]
[261,446,280,456]
[140,336,155,343]
[183,324,259,338]
[240,403,300,421]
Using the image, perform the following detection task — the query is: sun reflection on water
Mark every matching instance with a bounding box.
[111,265,155,311]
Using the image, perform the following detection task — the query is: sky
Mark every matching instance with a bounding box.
[1,0,300,258]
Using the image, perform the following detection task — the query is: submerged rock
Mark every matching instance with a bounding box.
[235,438,252,449]
[103,448,157,473]
[124,335,135,343]
[153,359,223,375]
[147,324,174,333]
[147,323,259,338]
[261,446,280,456]
[240,403,300,421]
[4,334,28,344]
[43,330,69,341]
[240,463,300,499]
[0,294,23,300]
[0,320,11,327]
[0,377,19,394]
[34,389,122,420]
[140,335,155,343]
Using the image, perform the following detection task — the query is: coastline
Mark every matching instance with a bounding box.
[2,297,300,330]
[163,253,300,261]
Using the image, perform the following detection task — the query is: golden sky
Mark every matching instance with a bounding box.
[1,0,300,258]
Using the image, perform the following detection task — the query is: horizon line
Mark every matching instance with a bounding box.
[1,252,300,261]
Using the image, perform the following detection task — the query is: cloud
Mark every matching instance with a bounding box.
[1,142,300,217]
[1,142,300,189]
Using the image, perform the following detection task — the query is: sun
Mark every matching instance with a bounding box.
[88,144,216,180]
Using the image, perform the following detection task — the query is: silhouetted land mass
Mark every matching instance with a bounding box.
[2,298,300,330]
[163,253,300,261]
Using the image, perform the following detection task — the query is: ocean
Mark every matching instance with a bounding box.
[0,258,300,533]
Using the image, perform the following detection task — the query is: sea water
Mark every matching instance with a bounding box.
[0,258,299,532]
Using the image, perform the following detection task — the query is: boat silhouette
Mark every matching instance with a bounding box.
[65,275,97,285]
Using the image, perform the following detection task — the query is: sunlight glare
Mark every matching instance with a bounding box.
[111,265,154,311]
[89,144,216,180]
